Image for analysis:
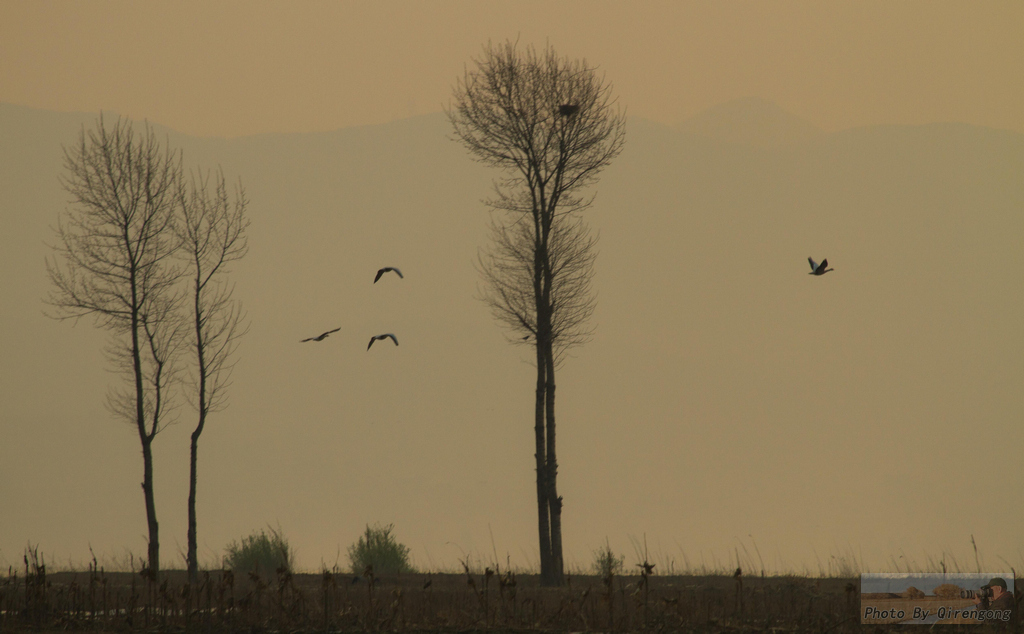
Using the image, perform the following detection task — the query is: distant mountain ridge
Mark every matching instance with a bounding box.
[676,96,825,147]
[5,99,1017,146]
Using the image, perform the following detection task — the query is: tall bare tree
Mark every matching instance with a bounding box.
[46,115,184,579]
[177,168,250,582]
[449,41,625,585]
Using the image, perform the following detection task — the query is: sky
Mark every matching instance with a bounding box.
[2,1,1023,576]
[2,2,1022,138]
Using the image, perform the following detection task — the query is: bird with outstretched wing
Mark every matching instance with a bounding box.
[367,333,399,350]
[301,327,341,342]
[808,257,834,275]
[374,267,403,283]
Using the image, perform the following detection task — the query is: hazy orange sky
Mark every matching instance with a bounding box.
[2,2,1023,576]
[2,1,1022,137]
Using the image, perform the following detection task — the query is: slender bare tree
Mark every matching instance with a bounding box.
[177,168,250,583]
[46,115,184,580]
[449,41,625,586]
[178,166,249,581]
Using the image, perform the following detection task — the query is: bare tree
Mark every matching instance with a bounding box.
[480,211,598,354]
[177,168,250,583]
[46,115,184,579]
[449,41,625,585]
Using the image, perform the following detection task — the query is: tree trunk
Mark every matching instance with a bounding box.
[187,429,201,582]
[544,344,564,585]
[187,287,207,584]
[132,289,159,581]
[141,437,159,580]
[538,220,564,587]
[534,344,552,580]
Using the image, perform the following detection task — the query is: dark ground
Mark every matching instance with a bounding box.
[2,569,1020,632]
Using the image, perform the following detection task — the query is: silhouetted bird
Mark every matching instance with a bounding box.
[558,104,580,116]
[374,267,403,283]
[301,327,341,342]
[367,333,399,350]
[808,257,834,275]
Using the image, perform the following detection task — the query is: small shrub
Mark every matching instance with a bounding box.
[347,523,414,575]
[591,541,625,577]
[902,586,926,599]
[224,526,293,579]
[933,583,963,599]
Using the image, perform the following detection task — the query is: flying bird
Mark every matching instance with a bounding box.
[808,257,834,275]
[301,327,341,342]
[367,333,399,350]
[374,267,403,283]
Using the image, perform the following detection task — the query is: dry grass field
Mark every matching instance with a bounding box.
[1,565,858,633]
[5,548,1024,634]
[3,562,1021,633]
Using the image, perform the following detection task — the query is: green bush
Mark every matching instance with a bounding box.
[591,541,625,577]
[347,523,414,575]
[224,526,294,579]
